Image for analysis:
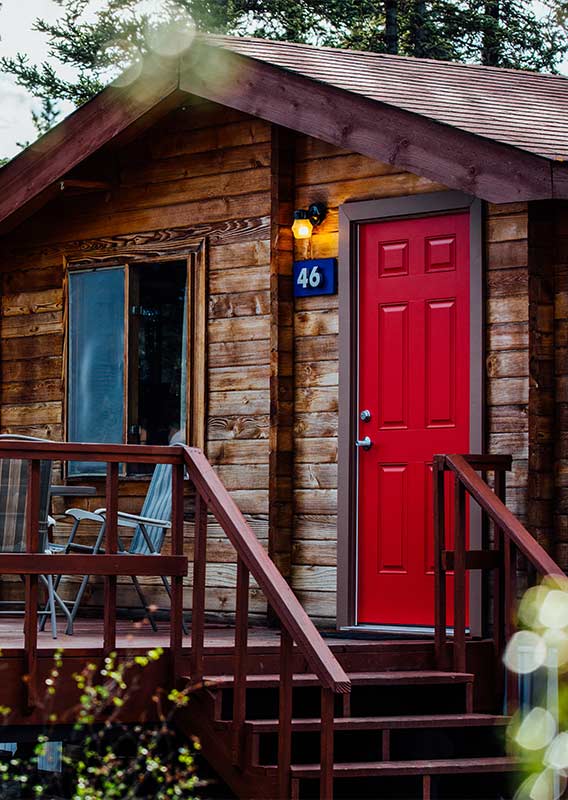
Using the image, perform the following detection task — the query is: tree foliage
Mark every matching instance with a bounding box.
[0,648,201,799]
[1,0,567,142]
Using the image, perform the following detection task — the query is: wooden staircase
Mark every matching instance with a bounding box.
[176,664,518,799]
[2,442,564,799]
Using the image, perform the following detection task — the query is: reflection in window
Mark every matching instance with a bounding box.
[68,268,125,475]
[67,261,187,476]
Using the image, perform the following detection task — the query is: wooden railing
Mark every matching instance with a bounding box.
[434,453,566,710]
[0,440,350,800]
[182,446,350,800]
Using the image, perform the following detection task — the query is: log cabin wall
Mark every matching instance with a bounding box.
[0,103,542,623]
[290,135,448,621]
[0,99,273,617]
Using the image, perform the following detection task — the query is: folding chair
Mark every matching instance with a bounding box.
[45,462,187,633]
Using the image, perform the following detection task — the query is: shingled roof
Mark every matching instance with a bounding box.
[1,34,567,232]
[212,36,568,159]
[209,35,568,161]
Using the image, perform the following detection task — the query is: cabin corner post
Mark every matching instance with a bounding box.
[527,200,556,555]
[551,200,568,573]
[268,125,295,596]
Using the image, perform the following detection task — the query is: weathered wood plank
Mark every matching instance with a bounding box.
[1,401,62,426]
[209,365,270,392]
[121,142,272,187]
[210,265,270,295]
[1,311,62,339]
[209,339,270,368]
[208,390,269,417]
[209,316,270,344]
[208,415,269,440]
[207,439,269,465]
[2,289,62,316]
[151,119,271,160]
[296,361,338,388]
[209,290,270,319]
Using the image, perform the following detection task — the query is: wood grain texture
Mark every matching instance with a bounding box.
[0,101,273,619]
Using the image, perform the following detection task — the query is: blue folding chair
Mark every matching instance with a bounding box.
[45,462,187,633]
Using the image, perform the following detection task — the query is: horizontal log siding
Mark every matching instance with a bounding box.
[0,100,272,618]
[290,135,447,622]
[0,109,539,625]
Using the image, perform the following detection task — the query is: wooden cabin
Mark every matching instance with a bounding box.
[0,35,567,799]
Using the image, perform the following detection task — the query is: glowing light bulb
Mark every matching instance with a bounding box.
[292,215,313,240]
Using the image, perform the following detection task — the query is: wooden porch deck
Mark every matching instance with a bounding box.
[0,617,384,652]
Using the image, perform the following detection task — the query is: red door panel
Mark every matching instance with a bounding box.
[357,212,470,627]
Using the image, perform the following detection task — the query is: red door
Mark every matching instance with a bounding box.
[357,212,470,626]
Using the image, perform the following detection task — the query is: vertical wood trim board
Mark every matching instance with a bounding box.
[268,126,295,583]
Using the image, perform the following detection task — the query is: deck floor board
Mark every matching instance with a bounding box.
[0,617,426,652]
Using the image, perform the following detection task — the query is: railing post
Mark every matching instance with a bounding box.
[24,459,40,713]
[433,456,447,666]
[170,461,185,686]
[320,687,334,800]
[278,628,293,800]
[493,468,506,704]
[232,557,249,766]
[191,490,207,684]
[453,476,467,673]
[503,529,518,713]
[103,462,118,654]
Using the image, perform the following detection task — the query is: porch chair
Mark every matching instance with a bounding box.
[0,434,74,638]
[44,461,188,633]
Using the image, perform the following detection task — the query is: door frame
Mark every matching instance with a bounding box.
[336,191,483,630]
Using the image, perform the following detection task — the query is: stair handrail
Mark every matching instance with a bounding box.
[435,452,566,713]
[182,445,348,799]
[445,454,565,581]
[182,445,351,694]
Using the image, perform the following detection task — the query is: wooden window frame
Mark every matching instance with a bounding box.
[336,191,483,631]
[63,239,207,475]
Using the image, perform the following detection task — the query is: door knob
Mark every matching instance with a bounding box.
[355,436,372,451]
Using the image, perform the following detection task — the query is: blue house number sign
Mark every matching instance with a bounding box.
[293,258,337,297]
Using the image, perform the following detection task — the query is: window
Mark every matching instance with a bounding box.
[68,260,189,475]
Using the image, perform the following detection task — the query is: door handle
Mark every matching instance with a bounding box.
[355,436,373,451]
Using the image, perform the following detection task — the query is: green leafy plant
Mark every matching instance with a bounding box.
[0,648,201,799]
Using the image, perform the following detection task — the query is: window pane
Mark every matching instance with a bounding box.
[128,262,186,472]
[68,269,125,475]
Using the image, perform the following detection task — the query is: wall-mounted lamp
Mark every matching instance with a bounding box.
[292,202,327,240]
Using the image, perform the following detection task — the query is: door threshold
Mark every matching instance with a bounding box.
[338,624,463,638]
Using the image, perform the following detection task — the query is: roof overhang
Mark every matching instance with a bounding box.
[0,38,564,234]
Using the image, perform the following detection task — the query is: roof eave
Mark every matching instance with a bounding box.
[181,41,555,204]
[0,59,183,234]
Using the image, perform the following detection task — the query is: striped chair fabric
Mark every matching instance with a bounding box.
[0,458,52,553]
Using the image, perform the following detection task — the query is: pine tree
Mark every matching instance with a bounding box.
[1,0,567,149]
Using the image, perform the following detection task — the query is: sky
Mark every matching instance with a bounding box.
[0,0,564,159]
[0,0,77,157]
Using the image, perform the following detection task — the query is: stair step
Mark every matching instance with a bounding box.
[240,713,509,734]
[278,756,521,780]
[199,670,474,690]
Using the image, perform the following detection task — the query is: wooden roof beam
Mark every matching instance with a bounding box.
[180,42,554,204]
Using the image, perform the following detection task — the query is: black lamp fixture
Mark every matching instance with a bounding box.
[292,202,327,240]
